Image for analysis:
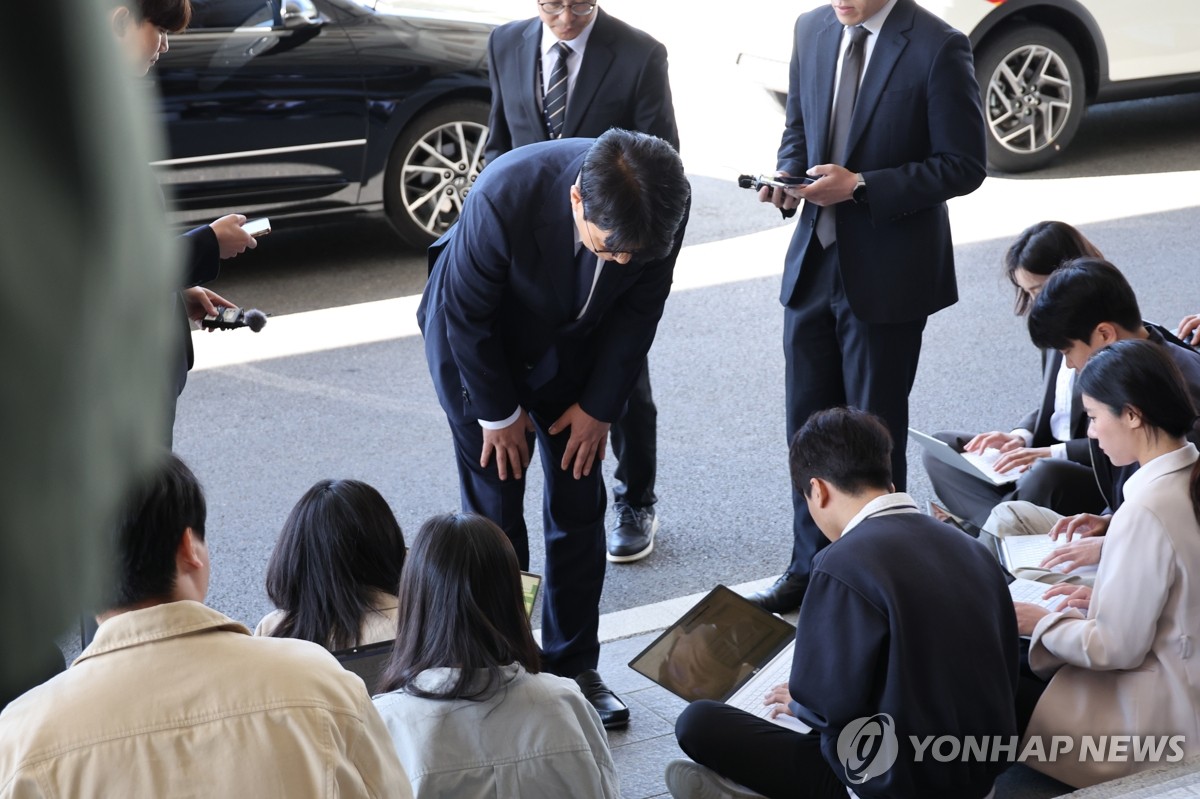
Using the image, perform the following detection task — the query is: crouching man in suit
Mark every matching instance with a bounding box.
[417,129,690,728]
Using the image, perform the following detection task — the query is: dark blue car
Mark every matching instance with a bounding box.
[152,0,494,246]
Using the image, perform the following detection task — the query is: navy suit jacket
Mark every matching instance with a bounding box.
[484,8,679,165]
[778,0,986,323]
[417,139,687,426]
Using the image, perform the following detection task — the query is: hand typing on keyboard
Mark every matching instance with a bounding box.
[763,682,794,719]
[1040,537,1104,571]
[1043,583,1092,614]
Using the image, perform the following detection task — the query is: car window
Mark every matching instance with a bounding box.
[187,0,278,29]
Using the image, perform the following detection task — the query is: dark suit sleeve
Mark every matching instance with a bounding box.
[484,29,514,166]
[578,198,689,423]
[181,224,220,289]
[440,193,522,422]
[861,29,986,222]
[776,16,809,177]
[631,42,680,151]
[788,571,887,731]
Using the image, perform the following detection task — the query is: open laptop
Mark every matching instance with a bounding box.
[628,585,811,733]
[333,569,543,695]
[908,428,1019,486]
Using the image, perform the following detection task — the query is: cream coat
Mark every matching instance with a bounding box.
[0,601,413,798]
[1026,444,1200,787]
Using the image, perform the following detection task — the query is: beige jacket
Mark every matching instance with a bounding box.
[0,601,413,799]
[255,589,400,648]
[1026,444,1200,787]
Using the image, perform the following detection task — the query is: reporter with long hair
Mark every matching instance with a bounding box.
[257,480,405,650]
[372,513,619,799]
[1014,339,1200,787]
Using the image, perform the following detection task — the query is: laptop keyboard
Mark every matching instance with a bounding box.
[728,650,793,718]
[1008,577,1065,610]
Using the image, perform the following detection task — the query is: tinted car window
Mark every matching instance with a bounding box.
[188,0,276,29]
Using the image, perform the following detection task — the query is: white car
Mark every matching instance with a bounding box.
[736,1,1200,172]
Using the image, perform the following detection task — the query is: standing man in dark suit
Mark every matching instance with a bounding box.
[417,129,690,727]
[484,0,679,563]
[749,0,987,613]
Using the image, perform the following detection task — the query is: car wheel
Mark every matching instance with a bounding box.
[973,25,1085,173]
[384,99,489,248]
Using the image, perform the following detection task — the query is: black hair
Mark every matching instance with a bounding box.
[131,0,191,32]
[264,479,406,651]
[789,407,892,497]
[578,128,689,262]
[1004,221,1103,315]
[1077,340,1200,522]
[378,513,540,700]
[1027,257,1142,352]
[108,452,206,609]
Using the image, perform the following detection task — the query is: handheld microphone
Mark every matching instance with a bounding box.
[200,306,269,332]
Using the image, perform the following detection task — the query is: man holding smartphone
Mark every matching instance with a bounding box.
[750,0,987,614]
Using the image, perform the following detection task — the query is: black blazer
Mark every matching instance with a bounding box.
[417,139,688,426]
[777,0,986,322]
[484,8,679,165]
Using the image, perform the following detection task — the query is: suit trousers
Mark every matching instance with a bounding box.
[923,430,1106,529]
[675,700,846,799]
[610,357,657,509]
[784,238,926,585]
[448,411,607,678]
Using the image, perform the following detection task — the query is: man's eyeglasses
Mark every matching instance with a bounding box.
[538,2,597,17]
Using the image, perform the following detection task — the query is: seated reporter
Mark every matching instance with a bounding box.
[0,454,412,798]
[667,408,1017,799]
[256,479,406,650]
[372,513,619,799]
[923,221,1106,529]
[983,258,1200,581]
[1015,339,1200,787]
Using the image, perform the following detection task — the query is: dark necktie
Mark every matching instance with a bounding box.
[543,42,572,139]
[816,25,870,249]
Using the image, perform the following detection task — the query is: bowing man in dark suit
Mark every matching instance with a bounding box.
[749,0,987,614]
[484,1,678,565]
[417,129,690,728]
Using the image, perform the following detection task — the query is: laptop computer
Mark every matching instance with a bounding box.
[333,569,543,695]
[908,428,1019,486]
[628,585,811,733]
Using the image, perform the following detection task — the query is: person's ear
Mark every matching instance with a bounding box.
[176,527,205,572]
[1094,322,1118,346]
[110,6,133,38]
[1125,405,1144,429]
[809,477,830,509]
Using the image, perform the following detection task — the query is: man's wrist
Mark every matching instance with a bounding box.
[852,172,868,204]
[478,406,522,430]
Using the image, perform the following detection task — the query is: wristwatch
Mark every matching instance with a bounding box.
[852,173,868,204]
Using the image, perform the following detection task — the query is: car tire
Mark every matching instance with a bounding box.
[384,99,490,248]
[973,24,1086,173]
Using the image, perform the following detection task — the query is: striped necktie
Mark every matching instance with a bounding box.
[543,41,572,139]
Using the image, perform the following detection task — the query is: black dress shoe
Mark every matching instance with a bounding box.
[747,572,807,614]
[574,668,630,729]
[606,503,659,563]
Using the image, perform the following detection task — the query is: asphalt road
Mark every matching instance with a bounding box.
[134,3,1200,653]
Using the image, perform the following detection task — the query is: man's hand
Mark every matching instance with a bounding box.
[790,163,856,207]
[183,286,234,325]
[209,214,257,259]
[1042,583,1092,613]
[1050,513,1111,540]
[965,431,1025,454]
[992,446,1051,474]
[548,403,611,479]
[757,174,802,213]
[481,409,535,481]
[764,682,795,719]
[1178,313,1200,346]
[1014,601,1050,636]
[1040,537,1103,572]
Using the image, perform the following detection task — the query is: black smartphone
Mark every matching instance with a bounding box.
[738,173,817,191]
